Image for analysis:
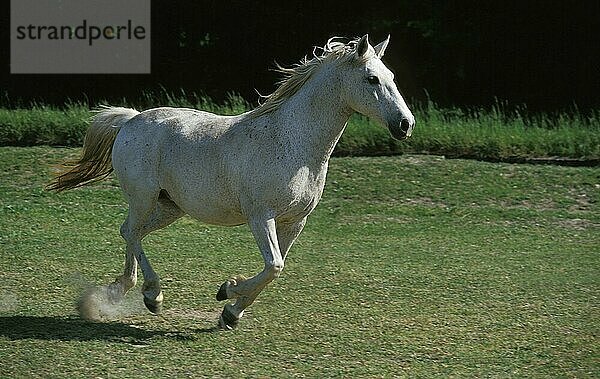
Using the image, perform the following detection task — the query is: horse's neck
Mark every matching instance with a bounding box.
[272,69,352,165]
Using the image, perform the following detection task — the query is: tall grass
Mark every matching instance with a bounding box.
[338,101,600,161]
[0,93,598,162]
[416,102,600,160]
[0,106,89,147]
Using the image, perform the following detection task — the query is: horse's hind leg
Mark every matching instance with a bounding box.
[107,194,183,297]
[118,191,184,314]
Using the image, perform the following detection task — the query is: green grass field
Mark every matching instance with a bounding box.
[0,147,598,377]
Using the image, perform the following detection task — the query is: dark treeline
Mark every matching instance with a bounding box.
[1,1,598,111]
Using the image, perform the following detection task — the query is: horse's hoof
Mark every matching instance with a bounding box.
[218,305,239,330]
[143,295,163,314]
[216,281,228,301]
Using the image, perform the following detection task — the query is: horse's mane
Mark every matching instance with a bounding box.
[248,37,373,119]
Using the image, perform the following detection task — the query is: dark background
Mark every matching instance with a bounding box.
[1,0,599,111]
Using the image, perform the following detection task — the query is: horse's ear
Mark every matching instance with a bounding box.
[374,35,390,58]
[356,34,370,58]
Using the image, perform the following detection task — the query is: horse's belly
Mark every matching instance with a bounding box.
[168,186,246,226]
[186,206,246,226]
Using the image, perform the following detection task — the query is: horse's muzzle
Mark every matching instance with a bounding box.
[388,117,415,140]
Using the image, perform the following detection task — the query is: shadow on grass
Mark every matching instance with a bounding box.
[0,315,216,343]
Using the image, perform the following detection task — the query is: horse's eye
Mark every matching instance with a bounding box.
[367,75,380,85]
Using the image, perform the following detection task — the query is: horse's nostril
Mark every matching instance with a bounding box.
[400,118,411,133]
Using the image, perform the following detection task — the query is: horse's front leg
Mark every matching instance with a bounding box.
[217,216,284,330]
[216,217,307,329]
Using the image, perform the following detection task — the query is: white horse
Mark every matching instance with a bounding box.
[48,35,415,329]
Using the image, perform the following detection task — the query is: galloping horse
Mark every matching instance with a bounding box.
[48,35,415,329]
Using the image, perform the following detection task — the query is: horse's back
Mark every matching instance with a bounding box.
[124,107,233,138]
[113,106,236,165]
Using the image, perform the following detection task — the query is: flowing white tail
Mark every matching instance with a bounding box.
[47,107,139,191]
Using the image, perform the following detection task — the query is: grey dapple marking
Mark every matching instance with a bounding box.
[48,35,415,329]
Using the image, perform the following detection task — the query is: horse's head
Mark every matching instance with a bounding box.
[341,35,415,140]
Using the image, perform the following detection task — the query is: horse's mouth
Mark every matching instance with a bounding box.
[388,123,411,140]
[387,117,414,141]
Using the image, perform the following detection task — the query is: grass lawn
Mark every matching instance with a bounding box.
[0,147,598,377]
